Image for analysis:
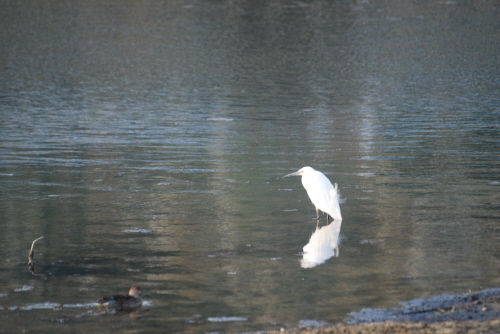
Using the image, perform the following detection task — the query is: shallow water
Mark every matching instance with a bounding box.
[1,0,499,333]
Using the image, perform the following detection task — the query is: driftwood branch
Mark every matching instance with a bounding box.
[28,236,44,276]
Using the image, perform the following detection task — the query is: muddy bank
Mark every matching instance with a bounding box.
[289,320,500,334]
[269,288,500,334]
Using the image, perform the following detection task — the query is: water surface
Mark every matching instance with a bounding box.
[1,0,499,333]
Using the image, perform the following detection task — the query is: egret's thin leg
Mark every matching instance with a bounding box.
[315,208,320,220]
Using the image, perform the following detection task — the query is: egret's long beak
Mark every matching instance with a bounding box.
[283,171,301,178]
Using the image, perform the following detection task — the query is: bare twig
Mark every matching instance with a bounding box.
[28,236,44,275]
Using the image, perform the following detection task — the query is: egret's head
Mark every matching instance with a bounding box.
[283,166,314,178]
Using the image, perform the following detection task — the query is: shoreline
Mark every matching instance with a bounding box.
[264,288,500,334]
[277,319,500,334]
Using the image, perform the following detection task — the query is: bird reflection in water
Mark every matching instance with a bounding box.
[301,220,342,268]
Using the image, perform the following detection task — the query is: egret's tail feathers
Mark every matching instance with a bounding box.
[328,185,342,220]
[329,211,342,221]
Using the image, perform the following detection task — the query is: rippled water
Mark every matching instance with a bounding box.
[1,0,499,333]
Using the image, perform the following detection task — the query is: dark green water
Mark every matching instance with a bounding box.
[1,1,499,333]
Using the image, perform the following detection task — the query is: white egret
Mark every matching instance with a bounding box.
[283,166,342,222]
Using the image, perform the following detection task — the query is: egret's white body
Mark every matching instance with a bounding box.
[284,166,342,221]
